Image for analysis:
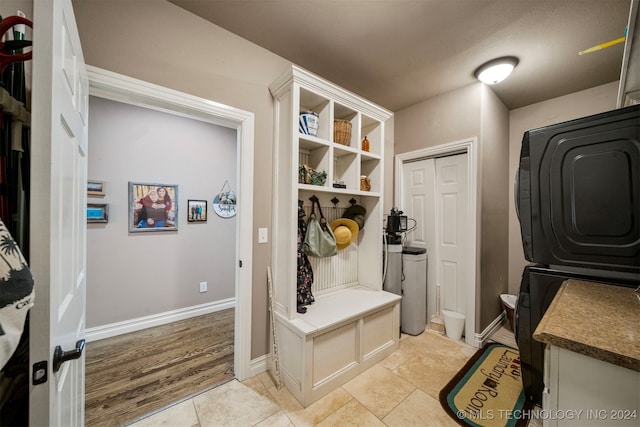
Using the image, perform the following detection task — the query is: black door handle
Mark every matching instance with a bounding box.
[53,339,85,372]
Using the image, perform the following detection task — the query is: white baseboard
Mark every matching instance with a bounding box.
[249,354,269,379]
[85,298,235,342]
[472,311,506,348]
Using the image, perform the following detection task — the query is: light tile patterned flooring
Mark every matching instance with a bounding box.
[128,327,529,427]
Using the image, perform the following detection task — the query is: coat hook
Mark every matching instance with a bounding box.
[330,197,339,206]
[349,198,357,206]
[309,195,319,203]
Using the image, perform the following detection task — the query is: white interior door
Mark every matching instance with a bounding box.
[435,154,468,314]
[401,158,436,319]
[29,0,88,425]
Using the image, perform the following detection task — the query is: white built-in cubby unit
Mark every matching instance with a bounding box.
[269,65,399,407]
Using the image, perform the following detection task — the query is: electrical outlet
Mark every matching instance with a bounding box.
[199,282,208,293]
[258,227,268,243]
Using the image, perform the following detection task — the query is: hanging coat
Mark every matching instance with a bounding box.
[296,200,314,310]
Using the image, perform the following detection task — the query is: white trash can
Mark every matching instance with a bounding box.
[442,309,465,341]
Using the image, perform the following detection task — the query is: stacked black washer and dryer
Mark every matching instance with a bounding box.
[514,104,640,406]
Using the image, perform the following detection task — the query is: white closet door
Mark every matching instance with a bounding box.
[435,154,468,314]
[400,153,468,321]
[401,158,436,318]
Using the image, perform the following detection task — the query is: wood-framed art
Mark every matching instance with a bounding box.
[129,182,178,232]
[88,180,106,197]
[187,199,207,222]
[87,203,108,223]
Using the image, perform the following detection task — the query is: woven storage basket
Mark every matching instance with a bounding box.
[333,119,352,146]
[360,175,371,191]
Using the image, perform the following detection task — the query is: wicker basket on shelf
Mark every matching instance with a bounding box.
[333,119,352,146]
[360,175,371,191]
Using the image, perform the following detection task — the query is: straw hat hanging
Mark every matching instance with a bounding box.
[329,218,359,250]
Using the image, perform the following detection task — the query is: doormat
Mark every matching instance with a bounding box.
[439,343,532,427]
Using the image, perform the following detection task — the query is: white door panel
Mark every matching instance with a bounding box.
[435,155,468,314]
[403,162,433,249]
[440,193,457,244]
[405,167,429,247]
[408,194,427,246]
[401,159,436,319]
[441,261,458,311]
[30,0,87,425]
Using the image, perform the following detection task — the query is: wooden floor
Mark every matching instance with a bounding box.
[85,309,235,426]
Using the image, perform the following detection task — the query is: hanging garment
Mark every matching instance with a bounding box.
[0,219,34,369]
[303,199,337,258]
[296,200,314,311]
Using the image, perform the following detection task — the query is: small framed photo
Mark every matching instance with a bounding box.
[87,203,108,223]
[188,200,207,222]
[88,180,106,197]
[129,182,178,232]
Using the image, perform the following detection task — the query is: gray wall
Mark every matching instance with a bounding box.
[394,83,511,332]
[73,0,289,358]
[395,84,481,153]
[72,0,621,357]
[478,85,510,329]
[507,81,619,294]
[72,0,402,359]
[86,96,237,326]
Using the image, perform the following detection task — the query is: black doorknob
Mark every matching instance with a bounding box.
[53,339,85,372]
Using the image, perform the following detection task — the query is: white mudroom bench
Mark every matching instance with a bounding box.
[276,286,400,407]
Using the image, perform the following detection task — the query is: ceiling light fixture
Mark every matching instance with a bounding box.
[474,56,519,85]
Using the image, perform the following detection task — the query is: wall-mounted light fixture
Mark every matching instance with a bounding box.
[474,56,519,85]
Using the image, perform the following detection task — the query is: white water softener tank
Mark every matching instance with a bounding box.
[383,243,403,296]
[401,247,427,335]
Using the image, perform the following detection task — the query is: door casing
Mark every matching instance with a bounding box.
[86,66,255,379]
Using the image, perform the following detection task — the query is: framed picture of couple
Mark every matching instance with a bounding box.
[129,182,178,232]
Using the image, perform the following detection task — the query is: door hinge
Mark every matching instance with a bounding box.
[239,260,243,268]
[32,361,48,385]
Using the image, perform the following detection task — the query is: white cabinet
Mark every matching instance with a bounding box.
[269,65,399,406]
[543,345,640,427]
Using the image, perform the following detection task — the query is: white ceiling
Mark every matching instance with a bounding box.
[168,0,633,111]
